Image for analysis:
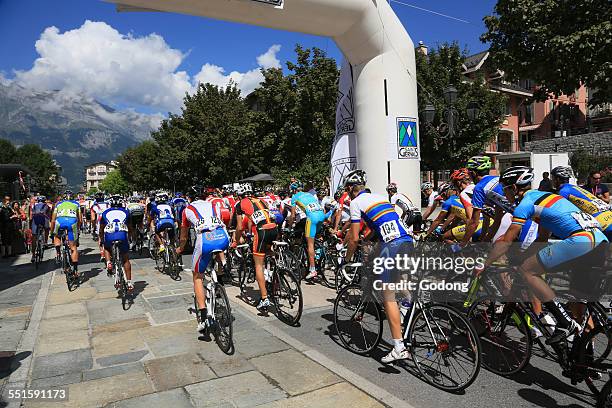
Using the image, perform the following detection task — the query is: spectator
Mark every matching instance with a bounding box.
[0,196,15,257]
[581,171,610,203]
[11,201,26,254]
[538,172,554,192]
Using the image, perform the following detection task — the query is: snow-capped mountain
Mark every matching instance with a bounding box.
[0,82,161,188]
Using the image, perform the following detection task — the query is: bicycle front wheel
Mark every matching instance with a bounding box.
[213,284,234,354]
[410,303,481,392]
[270,268,303,326]
[333,284,383,355]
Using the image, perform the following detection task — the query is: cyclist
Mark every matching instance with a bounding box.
[30,196,51,263]
[208,189,232,227]
[232,183,278,311]
[91,192,110,262]
[333,184,352,233]
[421,182,438,221]
[482,166,609,344]
[286,183,327,280]
[50,191,82,276]
[177,186,230,333]
[126,196,145,250]
[342,169,414,363]
[100,195,133,291]
[150,193,176,254]
[460,155,504,245]
[425,183,463,237]
[171,192,188,225]
[387,182,422,233]
[551,166,612,240]
[448,168,489,242]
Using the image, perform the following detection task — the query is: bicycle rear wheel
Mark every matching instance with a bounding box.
[317,246,338,289]
[467,298,531,376]
[213,284,234,354]
[238,251,254,296]
[270,267,303,326]
[333,284,383,355]
[410,303,481,392]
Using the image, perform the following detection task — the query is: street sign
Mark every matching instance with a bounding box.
[250,0,283,7]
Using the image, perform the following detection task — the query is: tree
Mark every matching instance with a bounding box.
[0,139,17,164]
[416,44,506,180]
[481,0,612,105]
[99,169,130,195]
[87,186,99,195]
[569,149,612,183]
[118,141,164,192]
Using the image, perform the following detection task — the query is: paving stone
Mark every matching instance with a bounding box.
[144,353,216,391]
[92,329,146,358]
[97,350,150,367]
[266,382,385,408]
[109,388,194,408]
[146,333,203,358]
[44,302,86,319]
[87,299,146,326]
[5,305,32,317]
[32,348,93,379]
[185,370,286,408]
[233,330,290,359]
[0,319,27,331]
[147,307,191,325]
[92,318,150,336]
[249,349,341,396]
[47,287,97,305]
[93,291,121,300]
[36,330,89,356]
[145,294,193,311]
[207,354,254,378]
[29,372,82,388]
[82,362,144,382]
[39,316,88,335]
[138,320,193,342]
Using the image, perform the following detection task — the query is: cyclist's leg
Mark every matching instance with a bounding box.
[52,221,62,258]
[253,227,268,300]
[121,248,133,289]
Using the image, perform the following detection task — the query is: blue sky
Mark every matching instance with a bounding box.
[0,0,497,114]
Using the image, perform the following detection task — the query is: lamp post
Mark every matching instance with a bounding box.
[422,85,480,141]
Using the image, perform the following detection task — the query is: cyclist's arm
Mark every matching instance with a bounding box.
[422,203,436,221]
[483,207,504,242]
[98,219,106,241]
[536,226,551,242]
[333,207,343,230]
[426,210,448,235]
[234,214,243,242]
[484,223,521,267]
[344,222,360,262]
[286,206,296,227]
[461,208,481,247]
[439,213,456,231]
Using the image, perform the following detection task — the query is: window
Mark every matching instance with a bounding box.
[504,99,512,116]
[526,103,534,124]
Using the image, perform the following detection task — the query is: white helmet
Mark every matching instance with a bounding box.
[421,182,433,191]
[235,183,253,196]
[342,169,367,187]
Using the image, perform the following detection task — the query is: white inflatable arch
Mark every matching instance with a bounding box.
[111,0,421,200]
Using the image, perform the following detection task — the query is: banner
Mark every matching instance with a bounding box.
[330,58,358,195]
[386,116,420,161]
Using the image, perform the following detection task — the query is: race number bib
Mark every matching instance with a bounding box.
[571,212,601,231]
[251,210,268,225]
[592,198,610,213]
[194,216,222,233]
[306,202,322,212]
[58,208,77,218]
[380,220,401,243]
[105,222,128,233]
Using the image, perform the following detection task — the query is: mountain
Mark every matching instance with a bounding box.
[0,82,161,189]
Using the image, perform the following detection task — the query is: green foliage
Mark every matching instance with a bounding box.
[0,139,60,196]
[87,186,99,195]
[118,45,339,191]
[569,149,612,182]
[481,0,612,105]
[99,169,130,195]
[416,44,506,171]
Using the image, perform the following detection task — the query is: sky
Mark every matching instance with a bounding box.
[0,0,497,116]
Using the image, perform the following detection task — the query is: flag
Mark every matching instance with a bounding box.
[330,57,358,195]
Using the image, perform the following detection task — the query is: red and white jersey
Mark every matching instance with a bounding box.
[459,183,475,213]
[182,200,225,232]
[92,201,110,218]
[223,195,236,211]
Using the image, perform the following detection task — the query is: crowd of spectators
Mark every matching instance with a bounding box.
[0,195,31,258]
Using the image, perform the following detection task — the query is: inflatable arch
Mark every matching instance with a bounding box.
[111,0,421,201]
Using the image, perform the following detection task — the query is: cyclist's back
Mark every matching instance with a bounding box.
[350,191,412,244]
[557,183,612,238]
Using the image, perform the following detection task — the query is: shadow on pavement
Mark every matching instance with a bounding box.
[0,350,31,380]
[517,388,592,408]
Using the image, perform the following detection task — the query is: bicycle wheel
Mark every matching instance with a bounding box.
[466,298,530,376]
[213,284,234,354]
[598,378,612,408]
[168,244,181,280]
[580,323,612,366]
[318,246,338,289]
[333,284,383,355]
[238,251,254,296]
[62,247,75,291]
[226,249,241,286]
[270,267,303,326]
[410,303,481,392]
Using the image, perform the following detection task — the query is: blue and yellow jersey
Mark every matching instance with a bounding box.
[512,190,602,239]
[558,183,612,232]
[440,195,467,222]
[350,192,412,243]
[291,192,323,218]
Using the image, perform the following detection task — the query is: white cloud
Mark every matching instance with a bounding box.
[13,20,282,112]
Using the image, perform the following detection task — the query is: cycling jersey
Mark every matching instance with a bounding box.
[338,192,351,222]
[208,196,231,226]
[171,197,188,220]
[292,192,326,238]
[350,191,412,243]
[472,175,504,210]
[235,197,277,256]
[151,202,175,233]
[54,200,80,219]
[31,202,50,225]
[485,190,515,214]
[440,195,467,221]
[512,190,608,271]
[182,200,229,273]
[390,193,419,216]
[53,200,80,241]
[126,202,145,217]
[101,207,131,253]
[557,183,612,236]
[459,184,475,213]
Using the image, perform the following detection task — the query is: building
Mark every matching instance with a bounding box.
[85,161,117,192]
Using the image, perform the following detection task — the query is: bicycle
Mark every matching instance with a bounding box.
[57,228,79,291]
[333,263,482,392]
[33,226,45,270]
[154,228,182,280]
[109,240,132,310]
[188,249,234,354]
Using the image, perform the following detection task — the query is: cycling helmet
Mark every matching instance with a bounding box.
[289,180,303,192]
[94,192,104,202]
[128,196,140,203]
[450,168,470,182]
[36,196,46,203]
[109,195,123,208]
[551,166,573,180]
[420,182,433,191]
[64,190,74,200]
[175,192,183,198]
[467,155,492,172]
[500,166,534,187]
[235,183,253,196]
[438,182,452,195]
[342,169,367,187]
[156,193,169,203]
[386,182,398,194]
[264,185,273,193]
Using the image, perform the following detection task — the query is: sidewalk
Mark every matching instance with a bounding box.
[1,238,386,408]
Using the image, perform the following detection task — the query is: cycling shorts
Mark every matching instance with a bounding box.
[32,214,49,235]
[252,224,278,257]
[450,221,484,242]
[537,229,608,272]
[155,219,175,234]
[54,217,78,242]
[130,214,144,229]
[193,228,230,274]
[376,238,414,284]
[304,211,326,239]
[103,232,129,254]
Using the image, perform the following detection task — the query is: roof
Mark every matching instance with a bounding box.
[490,82,533,97]
[463,51,489,73]
[239,173,275,182]
[85,161,117,169]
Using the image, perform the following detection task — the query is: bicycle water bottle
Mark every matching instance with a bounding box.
[264,267,272,283]
[205,282,213,314]
[399,298,413,320]
[315,247,322,261]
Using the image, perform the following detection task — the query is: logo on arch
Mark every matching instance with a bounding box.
[396,118,419,159]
